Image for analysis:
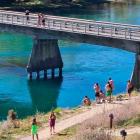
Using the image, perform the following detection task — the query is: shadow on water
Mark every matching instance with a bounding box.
[27,78,63,114]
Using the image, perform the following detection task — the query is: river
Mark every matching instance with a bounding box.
[0,2,140,119]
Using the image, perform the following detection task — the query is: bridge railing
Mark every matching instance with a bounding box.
[0,10,140,41]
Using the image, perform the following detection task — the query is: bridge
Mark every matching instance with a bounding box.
[0,10,140,88]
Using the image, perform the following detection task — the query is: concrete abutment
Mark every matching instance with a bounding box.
[131,53,140,90]
[27,39,63,79]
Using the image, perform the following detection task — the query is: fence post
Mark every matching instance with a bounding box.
[125,28,127,39]
[109,113,114,129]
[120,130,127,140]
[97,24,99,35]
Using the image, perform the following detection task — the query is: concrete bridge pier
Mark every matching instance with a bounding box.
[131,52,140,90]
[27,38,63,80]
[44,70,47,79]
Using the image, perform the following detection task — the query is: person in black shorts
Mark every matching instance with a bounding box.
[126,80,134,98]
[93,83,100,103]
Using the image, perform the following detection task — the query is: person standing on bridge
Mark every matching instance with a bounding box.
[41,14,45,27]
[37,13,41,27]
[25,10,30,23]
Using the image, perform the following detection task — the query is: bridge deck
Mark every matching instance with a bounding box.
[0,10,140,42]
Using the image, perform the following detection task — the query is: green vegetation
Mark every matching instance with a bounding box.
[117,114,140,127]
[49,125,78,140]
[0,106,89,140]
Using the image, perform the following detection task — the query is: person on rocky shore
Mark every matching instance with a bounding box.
[93,83,100,103]
[82,96,91,106]
[7,109,20,128]
[126,80,134,98]
[49,112,56,135]
[109,77,114,94]
[105,82,112,103]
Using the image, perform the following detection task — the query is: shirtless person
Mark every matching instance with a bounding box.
[126,80,134,98]
[93,83,100,103]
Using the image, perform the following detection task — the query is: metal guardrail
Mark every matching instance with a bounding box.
[0,10,140,41]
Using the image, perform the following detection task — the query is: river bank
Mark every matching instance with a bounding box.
[0,0,135,14]
[0,92,139,140]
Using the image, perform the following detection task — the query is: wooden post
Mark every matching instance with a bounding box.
[111,26,113,37]
[97,24,99,35]
[72,22,74,32]
[125,28,127,39]
[12,15,13,24]
[109,113,114,129]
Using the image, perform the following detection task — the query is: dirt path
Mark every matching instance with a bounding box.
[19,98,138,140]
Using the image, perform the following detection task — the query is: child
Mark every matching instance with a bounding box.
[31,117,39,140]
[83,96,91,106]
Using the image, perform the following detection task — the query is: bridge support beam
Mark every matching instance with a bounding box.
[131,53,140,90]
[27,38,63,79]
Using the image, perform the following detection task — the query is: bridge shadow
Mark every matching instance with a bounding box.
[27,78,63,113]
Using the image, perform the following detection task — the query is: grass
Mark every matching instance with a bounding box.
[48,125,78,140]
[117,114,140,127]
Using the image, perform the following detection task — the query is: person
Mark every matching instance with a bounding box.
[37,13,41,27]
[93,83,100,103]
[41,14,45,27]
[109,77,114,97]
[31,117,39,140]
[105,82,112,103]
[99,90,105,103]
[49,112,56,135]
[7,109,20,128]
[83,96,91,106]
[25,10,30,22]
[126,80,134,98]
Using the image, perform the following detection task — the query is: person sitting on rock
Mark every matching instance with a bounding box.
[7,109,20,128]
[99,90,105,103]
[83,96,91,106]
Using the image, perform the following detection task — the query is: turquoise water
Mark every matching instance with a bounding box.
[0,2,140,119]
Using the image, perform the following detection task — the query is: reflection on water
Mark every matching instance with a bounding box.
[28,78,63,113]
[59,2,140,25]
